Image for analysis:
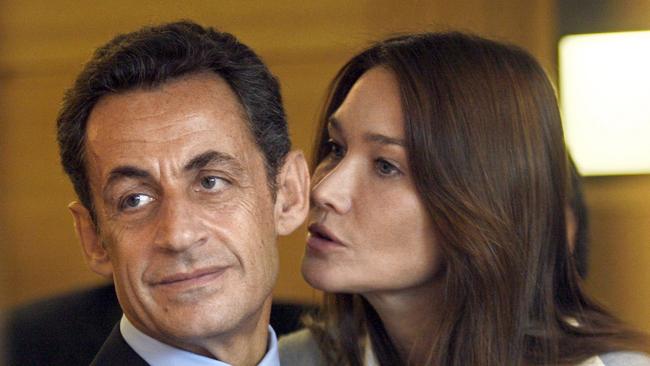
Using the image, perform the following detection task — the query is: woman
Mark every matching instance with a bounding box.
[279,32,649,365]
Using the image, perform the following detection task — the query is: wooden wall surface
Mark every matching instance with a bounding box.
[0,0,558,310]
[3,0,649,340]
[583,176,650,334]
[556,0,650,336]
[25,0,650,331]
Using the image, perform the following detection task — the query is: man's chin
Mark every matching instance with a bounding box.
[152,286,222,306]
[152,310,239,342]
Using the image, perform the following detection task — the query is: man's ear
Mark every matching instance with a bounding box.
[68,201,113,278]
[274,150,310,235]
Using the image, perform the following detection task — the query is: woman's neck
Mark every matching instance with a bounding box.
[363,280,443,364]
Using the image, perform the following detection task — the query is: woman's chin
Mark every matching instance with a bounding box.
[301,263,347,293]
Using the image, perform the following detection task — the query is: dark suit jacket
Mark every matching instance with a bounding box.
[6,283,315,366]
[5,284,121,366]
[90,324,148,366]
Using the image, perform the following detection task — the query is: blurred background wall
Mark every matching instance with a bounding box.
[558,0,650,336]
[0,0,648,335]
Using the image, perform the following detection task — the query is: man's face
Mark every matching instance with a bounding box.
[78,73,279,348]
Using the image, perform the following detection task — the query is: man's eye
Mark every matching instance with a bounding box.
[119,193,154,211]
[199,176,229,191]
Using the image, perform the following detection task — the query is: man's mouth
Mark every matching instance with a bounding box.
[153,266,228,289]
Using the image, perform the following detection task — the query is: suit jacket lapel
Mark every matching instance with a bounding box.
[91,323,149,366]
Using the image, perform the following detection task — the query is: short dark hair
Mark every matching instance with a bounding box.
[57,20,290,220]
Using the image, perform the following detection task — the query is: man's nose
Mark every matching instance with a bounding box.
[153,196,207,252]
[310,160,354,215]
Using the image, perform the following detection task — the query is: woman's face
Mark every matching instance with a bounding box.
[302,66,441,295]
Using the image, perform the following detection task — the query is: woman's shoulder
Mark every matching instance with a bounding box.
[279,328,327,366]
[578,351,650,366]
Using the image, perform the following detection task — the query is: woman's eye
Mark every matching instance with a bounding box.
[375,159,401,177]
[326,140,345,159]
[119,193,154,211]
[199,176,229,191]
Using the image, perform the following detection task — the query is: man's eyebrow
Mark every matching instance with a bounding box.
[106,166,151,186]
[184,150,240,172]
[103,166,152,200]
[104,151,238,190]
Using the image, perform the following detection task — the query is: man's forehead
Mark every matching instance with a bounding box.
[87,111,234,147]
[87,73,249,139]
[83,73,260,178]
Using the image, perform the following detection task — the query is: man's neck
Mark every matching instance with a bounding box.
[122,297,274,366]
[192,304,271,366]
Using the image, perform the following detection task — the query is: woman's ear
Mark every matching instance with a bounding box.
[68,201,113,278]
[565,205,577,254]
[274,150,310,235]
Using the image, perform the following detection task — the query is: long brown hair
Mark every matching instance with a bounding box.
[307,32,647,366]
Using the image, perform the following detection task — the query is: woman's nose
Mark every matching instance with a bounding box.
[310,160,354,215]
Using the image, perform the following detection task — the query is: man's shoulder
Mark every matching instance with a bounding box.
[91,324,149,366]
[279,328,326,366]
[5,283,121,365]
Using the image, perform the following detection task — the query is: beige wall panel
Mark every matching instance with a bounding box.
[0,0,377,309]
[0,73,106,308]
[556,0,650,336]
[366,0,557,76]
[584,176,650,333]
[0,1,374,74]
[1,0,561,310]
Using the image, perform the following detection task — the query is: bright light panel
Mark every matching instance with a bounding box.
[560,31,650,176]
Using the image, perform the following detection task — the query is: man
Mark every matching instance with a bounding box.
[57,21,309,365]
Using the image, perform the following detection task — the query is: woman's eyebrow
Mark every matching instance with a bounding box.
[328,117,343,133]
[364,133,405,147]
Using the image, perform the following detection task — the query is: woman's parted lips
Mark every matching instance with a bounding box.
[308,223,346,246]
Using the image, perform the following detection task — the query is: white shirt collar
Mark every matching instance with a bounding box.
[120,314,279,366]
